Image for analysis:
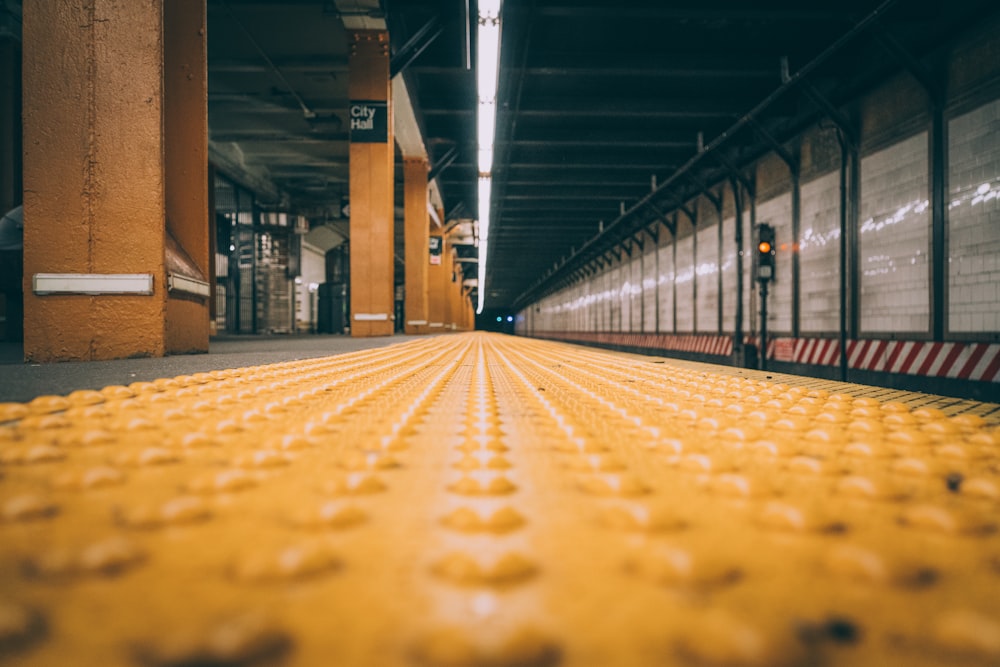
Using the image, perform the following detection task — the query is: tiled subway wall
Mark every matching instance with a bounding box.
[799,171,842,333]
[721,216,738,334]
[519,73,999,366]
[948,99,1000,333]
[696,222,720,333]
[630,254,642,332]
[859,132,930,333]
[674,234,695,332]
[657,242,674,333]
[642,246,657,332]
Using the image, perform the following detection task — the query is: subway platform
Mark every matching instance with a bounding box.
[1,332,999,666]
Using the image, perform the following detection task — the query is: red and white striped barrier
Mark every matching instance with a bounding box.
[745,336,999,383]
[534,331,1000,384]
[536,332,733,357]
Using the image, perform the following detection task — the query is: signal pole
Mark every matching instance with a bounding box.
[756,223,775,371]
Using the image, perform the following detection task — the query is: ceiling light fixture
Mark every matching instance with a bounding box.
[476,0,502,314]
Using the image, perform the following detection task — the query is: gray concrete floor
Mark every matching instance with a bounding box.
[0,334,427,403]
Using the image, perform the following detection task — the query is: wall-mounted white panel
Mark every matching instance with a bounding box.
[859,132,930,333]
[721,217,737,333]
[799,171,842,333]
[948,99,1000,333]
[675,234,695,332]
[696,222,720,333]
[642,246,658,332]
[657,242,674,333]
[755,193,793,333]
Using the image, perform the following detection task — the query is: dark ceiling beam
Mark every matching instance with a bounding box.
[209,57,349,73]
[391,15,446,78]
[507,138,695,149]
[209,93,348,111]
[514,99,744,119]
[523,65,775,79]
[502,194,642,202]
[429,146,460,181]
[502,179,652,187]
[505,161,678,171]
[209,132,349,143]
[533,6,862,21]
[421,108,476,117]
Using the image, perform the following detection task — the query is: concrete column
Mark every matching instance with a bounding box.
[428,232,446,333]
[444,245,456,330]
[165,0,209,354]
[403,157,429,334]
[23,1,208,362]
[348,30,394,337]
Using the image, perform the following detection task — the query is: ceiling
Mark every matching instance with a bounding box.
[207,0,477,281]
[206,0,996,311]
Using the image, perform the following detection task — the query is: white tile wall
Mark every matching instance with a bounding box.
[755,193,793,333]
[948,99,1000,333]
[675,234,695,332]
[658,241,675,332]
[643,246,658,332]
[800,171,842,333]
[590,270,608,331]
[721,216,738,333]
[601,268,611,331]
[608,265,621,331]
[696,222,720,333]
[859,132,930,333]
[630,254,643,332]
[617,263,630,332]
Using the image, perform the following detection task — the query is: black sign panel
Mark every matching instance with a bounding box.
[429,236,442,265]
[349,100,388,143]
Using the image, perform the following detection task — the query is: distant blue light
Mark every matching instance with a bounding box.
[506,316,513,323]
[496,316,502,322]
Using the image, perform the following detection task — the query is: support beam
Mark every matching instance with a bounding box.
[164,0,210,354]
[390,16,444,79]
[348,29,394,337]
[428,232,446,332]
[404,158,429,334]
[23,0,208,361]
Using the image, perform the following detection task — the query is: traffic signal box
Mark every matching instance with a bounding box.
[756,223,775,282]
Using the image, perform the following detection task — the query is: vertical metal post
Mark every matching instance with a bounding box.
[655,225,661,334]
[931,107,946,341]
[732,178,744,357]
[790,167,801,338]
[838,131,850,381]
[671,214,678,334]
[759,279,769,371]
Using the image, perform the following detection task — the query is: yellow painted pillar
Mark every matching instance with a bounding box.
[22,1,208,362]
[164,0,210,354]
[445,245,462,331]
[403,158,429,334]
[428,232,446,333]
[348,30,394,337]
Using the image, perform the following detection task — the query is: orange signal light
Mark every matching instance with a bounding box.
[758,241,772,254]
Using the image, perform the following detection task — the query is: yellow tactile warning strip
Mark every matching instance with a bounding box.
[1,332,999,667]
